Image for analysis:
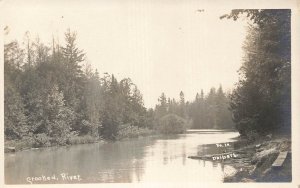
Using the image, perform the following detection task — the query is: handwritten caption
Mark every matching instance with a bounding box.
[212,153,238,160]
[26,173,82,184]
[212,142,238,160]
[216,143,230,147]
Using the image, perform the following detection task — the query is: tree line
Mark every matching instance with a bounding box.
[4,29,234,148]
[4,30,154,147]
[154,87,234,131]
[5,9,290,148]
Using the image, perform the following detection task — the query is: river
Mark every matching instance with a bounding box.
[5,129,239,184]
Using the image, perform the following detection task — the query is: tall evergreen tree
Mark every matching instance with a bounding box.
[45,85,75,145]
[179,91,186,118]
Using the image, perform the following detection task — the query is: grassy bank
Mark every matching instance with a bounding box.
[5,125,157,153]
[4,135,100,152]
[223,135,291,182]
[116,124,156,140]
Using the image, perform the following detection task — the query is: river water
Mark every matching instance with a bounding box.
[5,129,239,184]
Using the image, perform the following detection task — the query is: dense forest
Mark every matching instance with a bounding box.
[4,9,291,149]
[5,30,149,146]
[154,87,233,130]
[4,29,233,149]
[222,9,291,139]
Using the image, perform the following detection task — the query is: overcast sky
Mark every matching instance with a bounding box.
[2,0,248,108]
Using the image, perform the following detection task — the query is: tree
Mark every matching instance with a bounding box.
[4,79,28,140]
[23,31,35,68]
[61,29,85,107]
[59,29,86,133]
[81,69,103,137]
[215,86,233,129]
[100,74,122,140]
[179,91,186,118]
[158,114,187,134]
[45,85,75,145]
[193,89,207,128]
[130,85,147,127]
[156,92,168,118]
[61,29,85,67]
[4,29,154,146]
[205,88,217,128]
[34,37,50,65]
[119,78,145,127]
[4,41,25,70]
[223,10,291,136]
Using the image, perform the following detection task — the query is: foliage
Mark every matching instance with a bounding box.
[4,79,28,140]
[116,124,155,140]
[157,114,187,134]
[4,29,152,148]
[67,135,97,145]
[4,24,252,150]
[154,87,234,130]
[33,133,52,147]
[223,10,291,137]
[5,137,35,151]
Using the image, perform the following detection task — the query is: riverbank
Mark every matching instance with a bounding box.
[4,126,157,153]
[223,135,291,182]
[4,135,100,153]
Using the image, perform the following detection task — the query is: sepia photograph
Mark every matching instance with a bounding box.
[1,0,299,187]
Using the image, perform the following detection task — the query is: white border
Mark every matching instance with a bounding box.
[0,0,299,187]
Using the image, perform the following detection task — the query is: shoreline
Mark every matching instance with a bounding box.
[188,134,291,182]
[5,131,291,182]
[223,136,291,182]
[4,128,237,153]
[4,132,160,154]
[4,138,104,153]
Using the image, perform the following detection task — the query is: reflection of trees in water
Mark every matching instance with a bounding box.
[181,144,186,165]
[212,161,218,168]
[5,138,156,183]
[163,157,168,165]
[162,140,168,165]
[161,139,187,166]
[5,133,238,184]
[221,163,225,172]
[208,161,225,172]
[158,134,181,140]
[6,146,81,184]
[89,138,155,183]
[133,159,144,182]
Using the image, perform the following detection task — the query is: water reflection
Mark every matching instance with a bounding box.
[5,130,239,184]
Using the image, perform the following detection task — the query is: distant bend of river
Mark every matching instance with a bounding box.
[5,129,239,184]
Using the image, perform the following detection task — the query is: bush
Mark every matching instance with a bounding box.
[236,117,265,142]
[157,114,187,134]
[67,135,97,145]
[80,120,100,137]
[5,137,35,151]
[16,137,35,150]
[116,124,155,140]
[246,130,260,143]
[34,133,52,147]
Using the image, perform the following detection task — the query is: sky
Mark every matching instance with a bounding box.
[2,0,248,108]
